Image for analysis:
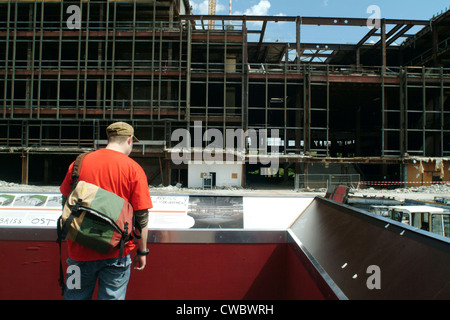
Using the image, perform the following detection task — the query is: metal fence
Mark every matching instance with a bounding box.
[294,174,361,190]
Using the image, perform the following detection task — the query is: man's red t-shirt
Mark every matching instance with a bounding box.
[60,148,153,261]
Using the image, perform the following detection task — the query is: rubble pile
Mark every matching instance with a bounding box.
[355,183,450,194]
[0,180,448,199]
[0,180,59,192]
[405,183,450,194]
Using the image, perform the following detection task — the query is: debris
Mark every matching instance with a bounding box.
[0,180,59,192]
[0,179,448,200]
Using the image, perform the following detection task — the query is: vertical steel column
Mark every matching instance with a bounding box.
[381,19,386,156]
[150,0,156,120]
[296,16,304,161]
[356,47,361,71]
[22,120,28,147]
[205,29,210,131]
[76,0,83,119]
[38,120,42,147]
[110,0,117,120]
[102,2,110,120]
[296,17,301,71]
[422,67,426,156]
[57,0,64,119]
[381,71,385,156]
[326,65,330,157]
[265,69,268,130]
[242,18,248,131]
[25,4,32,116]
[6,120,10,147]
[400,67,406,156]
[3,0,11,118]
[93,119,100,143]
[186,19,192,129]
[404,67,409,154]
[29,0,37,118]
[295,82,302,155]
[381,19,386,69]
[21,150,29,185]
[400,67,407,186]
[284,54,288,155]
[178,20,183,121]
[130,0,137,120]
[167,4,173,119]
[37,0,44,119]
[223,29,227,140]
[440,67,444,156]
[10,0,18,119]
[303,65,310,153]
[82,0,91,120]
[432,21,438,67]
[97,3,104,111]
[158,21,163,120]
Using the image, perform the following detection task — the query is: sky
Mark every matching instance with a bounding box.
[188,0,450,45]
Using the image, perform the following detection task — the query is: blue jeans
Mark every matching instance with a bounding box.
[64,255,131,300]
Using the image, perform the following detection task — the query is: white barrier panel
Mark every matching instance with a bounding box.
[0,193,62,228]
[0,192,314,230]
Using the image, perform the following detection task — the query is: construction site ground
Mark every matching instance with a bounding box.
[1,180,449,202]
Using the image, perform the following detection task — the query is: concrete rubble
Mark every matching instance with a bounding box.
[0,180,449,201]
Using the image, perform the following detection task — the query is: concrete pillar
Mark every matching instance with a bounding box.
[402,162,408,188]
[44,158,50,185]
[21,151,29,185]
[283,163,289,182]
[241,163,246,188]
[164,158,171,186]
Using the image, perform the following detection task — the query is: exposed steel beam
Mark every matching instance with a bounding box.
[181,15,429,27]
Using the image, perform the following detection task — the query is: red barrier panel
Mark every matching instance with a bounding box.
[128,243,286,300]
[0,241,65,300]
[0,240,329,300]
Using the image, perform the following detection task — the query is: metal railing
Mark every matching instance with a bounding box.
[294,174,360,190]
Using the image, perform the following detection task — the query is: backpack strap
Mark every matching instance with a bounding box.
[71,152,90,187]
[118,222,128,266]
[57,152,90,296]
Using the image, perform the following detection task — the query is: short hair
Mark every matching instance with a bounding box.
[108,135,131,144]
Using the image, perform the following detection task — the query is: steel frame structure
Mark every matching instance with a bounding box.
[0,0,450,185]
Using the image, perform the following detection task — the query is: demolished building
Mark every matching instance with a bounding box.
[0,0,449,188]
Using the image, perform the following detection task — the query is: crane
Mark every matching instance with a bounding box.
[208,0,216,29]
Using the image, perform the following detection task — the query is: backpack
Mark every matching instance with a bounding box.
[56,152,135,294]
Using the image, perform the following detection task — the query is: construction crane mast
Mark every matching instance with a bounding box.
[208,0,216,29]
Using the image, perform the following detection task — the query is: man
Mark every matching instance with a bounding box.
[60,122,152,300]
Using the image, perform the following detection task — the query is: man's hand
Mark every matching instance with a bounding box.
[133,254,146,271]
